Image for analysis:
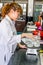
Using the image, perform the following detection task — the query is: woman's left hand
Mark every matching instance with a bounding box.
[18,43,27,49]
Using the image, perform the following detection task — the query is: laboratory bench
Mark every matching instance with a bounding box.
[8,48,41,65]
[8,22,43,65]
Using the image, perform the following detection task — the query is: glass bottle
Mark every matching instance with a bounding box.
[41,19,43,31]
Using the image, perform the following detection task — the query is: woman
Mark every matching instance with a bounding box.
[0,2,33,65]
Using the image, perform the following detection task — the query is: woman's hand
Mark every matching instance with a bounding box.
[18,43,27,49]
[21,33,34,39]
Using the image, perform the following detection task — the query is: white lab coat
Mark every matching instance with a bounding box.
[0,15,21,65]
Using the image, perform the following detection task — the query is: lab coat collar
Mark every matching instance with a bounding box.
[5,15,15,26]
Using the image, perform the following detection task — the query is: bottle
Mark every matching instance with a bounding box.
[40,17,43,40]
[40,12,43,30]
[42,19,43,30]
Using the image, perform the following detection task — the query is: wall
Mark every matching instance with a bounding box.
[15,0,27,4]
[28,0,34,16]
[33,1,43,22]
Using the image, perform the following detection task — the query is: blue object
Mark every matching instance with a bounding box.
[17,32,22,34]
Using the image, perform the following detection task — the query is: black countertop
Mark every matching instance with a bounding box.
[8,23,41,65]
[8,48,41,65]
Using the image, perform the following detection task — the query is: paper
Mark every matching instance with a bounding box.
[22,38,33,44]
[22,38,33,47]
[27,25,37,29]
[26,48,37,55]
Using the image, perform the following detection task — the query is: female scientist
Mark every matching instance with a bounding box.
[0,2,33,65]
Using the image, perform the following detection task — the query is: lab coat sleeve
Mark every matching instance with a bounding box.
[9,35,21,44]
[8,34,21,53]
